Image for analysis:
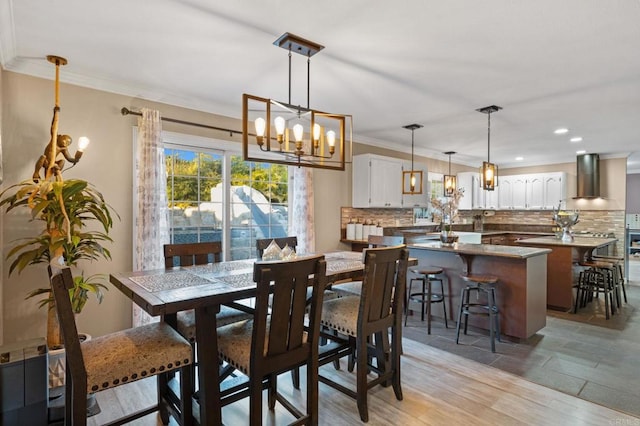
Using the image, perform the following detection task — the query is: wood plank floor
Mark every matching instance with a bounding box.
[87,337,639,425]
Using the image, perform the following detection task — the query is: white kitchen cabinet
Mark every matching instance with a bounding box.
[352,154,404,208]
[498,176,514,209]
[456,172,476,210]
[526,174,545,209]
[499,172,566,210]
[542,172,566,209]
[402,161,429,207]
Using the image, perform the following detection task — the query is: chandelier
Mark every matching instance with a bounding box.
[443,151,457,197]
[242,33,352,170]
[476,105,502,191]
[402,124,423,194]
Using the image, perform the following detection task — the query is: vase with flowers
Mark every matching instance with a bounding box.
[431,188,464,246]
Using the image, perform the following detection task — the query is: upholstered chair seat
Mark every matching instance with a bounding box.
[176,306,252,343]
[83,322,192,393]
[320,295,360,337]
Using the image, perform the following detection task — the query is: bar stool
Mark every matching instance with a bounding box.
[455,274,500,353]
[405,266,448,334]
[593,254,627,303]
[576,260,618,319]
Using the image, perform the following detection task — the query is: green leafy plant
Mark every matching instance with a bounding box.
[1,178,116,316]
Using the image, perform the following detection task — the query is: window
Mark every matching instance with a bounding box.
[164,134,288,260]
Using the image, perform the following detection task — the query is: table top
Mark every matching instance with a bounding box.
[409,242,552,259]
[110,251,369,316]
[516,236,617,248]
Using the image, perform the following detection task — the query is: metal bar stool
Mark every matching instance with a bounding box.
[455,274,500,353]
[576,260,618,319]
[404,267,448,334]
[593,254,627,303]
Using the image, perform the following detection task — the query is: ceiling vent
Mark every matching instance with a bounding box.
[575,153,600,198]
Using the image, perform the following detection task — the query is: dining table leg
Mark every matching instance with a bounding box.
[195,305,221,425]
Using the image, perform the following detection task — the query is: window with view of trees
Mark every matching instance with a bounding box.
[164,144,288,260]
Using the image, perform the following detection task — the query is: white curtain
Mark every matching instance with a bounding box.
[133,108,169,326]
[289,167,315,254]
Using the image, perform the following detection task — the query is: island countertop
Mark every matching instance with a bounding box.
[409,242,552,259]
[517,236,617,248]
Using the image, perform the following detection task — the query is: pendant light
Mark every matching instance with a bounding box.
[402,124,424,194]
[476,105,502,191]
[443,151,457,197]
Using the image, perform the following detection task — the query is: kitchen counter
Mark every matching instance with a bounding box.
[516,236,618,310]
[410,242,551,259]
[408,242,550,339]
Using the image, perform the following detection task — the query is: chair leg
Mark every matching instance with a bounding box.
[179,366,194,426]
[158,372,171,425]
[356,336,369,423]
[71,378,87,426]
[268,374,277,410]
[291,367,300,390]
[391,326,403,402]
[249,378,263,426]
[307,352,319,425]
[455,287,466,344]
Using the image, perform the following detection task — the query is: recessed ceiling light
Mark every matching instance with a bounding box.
[554,128,569,135]
[515,156,523,161]
[576,150,586,154]
[570,137,583,142]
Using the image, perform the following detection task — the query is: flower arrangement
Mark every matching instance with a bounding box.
[430,188,464,231]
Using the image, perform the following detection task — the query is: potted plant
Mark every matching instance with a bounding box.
[0,177,116,349]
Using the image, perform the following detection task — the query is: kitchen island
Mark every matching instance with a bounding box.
[408,242,551,339]
[516,236,618,311]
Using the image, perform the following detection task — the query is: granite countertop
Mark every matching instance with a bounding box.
[409,242,552,259]
[516,236,617,248]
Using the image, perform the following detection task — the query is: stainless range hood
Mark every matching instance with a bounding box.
[575,153,600,198]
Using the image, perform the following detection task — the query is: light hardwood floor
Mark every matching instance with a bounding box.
[87,338,639,425]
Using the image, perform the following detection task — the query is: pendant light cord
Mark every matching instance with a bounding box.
[487,112,491,163]
[411,129,415,170]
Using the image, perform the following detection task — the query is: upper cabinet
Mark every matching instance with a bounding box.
[458,171,566,210]
[352,154,404,208]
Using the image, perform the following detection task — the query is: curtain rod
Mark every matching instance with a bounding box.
[120,107,242,136]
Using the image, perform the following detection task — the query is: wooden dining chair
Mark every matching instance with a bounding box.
[217,255,328,425]
[255,236,298,259]
[50,267,194,426]
[163,242,252,381]
[318,246,409,422]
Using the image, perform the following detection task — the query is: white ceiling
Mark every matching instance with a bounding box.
[2,0,640,170]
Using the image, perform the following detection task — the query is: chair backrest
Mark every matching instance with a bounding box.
[367,235,404,248]
[251,255,327,375]
[359,246,409,331]
[255,236,298,259]
[49,267,88,387]
[164,241,222,268]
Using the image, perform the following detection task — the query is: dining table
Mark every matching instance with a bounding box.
[109,250,410,424]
